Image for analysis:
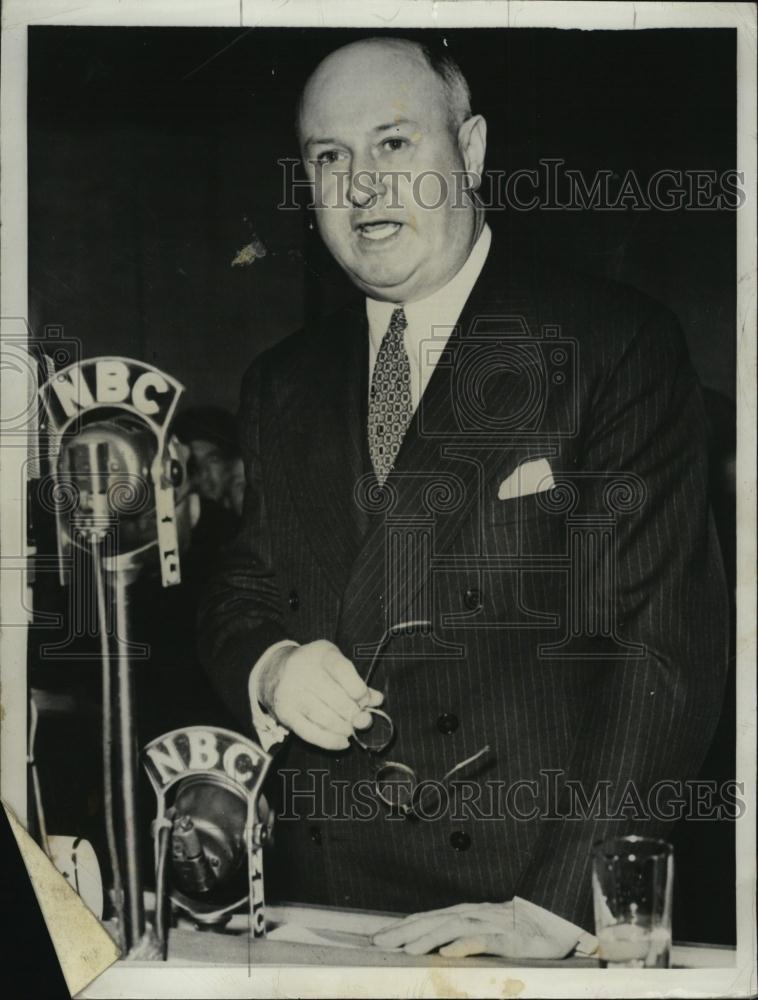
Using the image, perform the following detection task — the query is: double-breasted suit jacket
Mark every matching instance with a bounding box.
[199,237,728,929]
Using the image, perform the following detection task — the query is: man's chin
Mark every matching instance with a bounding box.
[343,259,421,301]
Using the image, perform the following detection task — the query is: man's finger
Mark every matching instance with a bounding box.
[438,935,491,958]
[372,916,435,948]
[363,687,384,707]
[372,902,515,947]
[323,652,371,701]
[373,913,467,949]
[304,677,364,727]
[302,698,355,738]
[402,917,478,956]
[352,708,376,730]
[290,714,350,751]
[444,929,575,961]
[373,903,473,935]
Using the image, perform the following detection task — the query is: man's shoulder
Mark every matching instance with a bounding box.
[479,236,684,361]
[544,260,687,370]
[539,257,673,323]
[497,238,675,321]
[240,296,364,395]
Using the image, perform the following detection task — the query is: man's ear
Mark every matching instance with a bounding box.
[457,114,487,192]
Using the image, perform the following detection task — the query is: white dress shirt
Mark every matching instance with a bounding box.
[249,224,493,749]
[366,223,492,410]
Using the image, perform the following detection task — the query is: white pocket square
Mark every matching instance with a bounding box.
[498,458,555,501]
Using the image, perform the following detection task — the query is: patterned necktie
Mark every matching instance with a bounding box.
[368,306,413,484]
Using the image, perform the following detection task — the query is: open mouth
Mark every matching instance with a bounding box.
[356,221,402,241]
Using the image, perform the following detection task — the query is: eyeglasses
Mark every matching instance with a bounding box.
[353,620,492,817]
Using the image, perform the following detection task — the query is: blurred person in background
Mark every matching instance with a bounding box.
[173,405,243,546]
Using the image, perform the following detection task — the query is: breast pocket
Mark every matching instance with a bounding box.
[487,490,554,526]
[484,488,569,563]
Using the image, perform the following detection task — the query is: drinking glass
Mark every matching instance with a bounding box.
[592,835,673,968]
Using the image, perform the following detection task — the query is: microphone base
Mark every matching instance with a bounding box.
[170,887,247,929]
[126,927,164,962]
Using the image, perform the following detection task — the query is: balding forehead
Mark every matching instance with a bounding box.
[298,38,449,137]
[308,37,434,88]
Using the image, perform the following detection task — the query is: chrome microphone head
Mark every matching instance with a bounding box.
[170,775,249,897]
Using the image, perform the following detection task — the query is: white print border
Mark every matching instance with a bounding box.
[1,3,755,1000]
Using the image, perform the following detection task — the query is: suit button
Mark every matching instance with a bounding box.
[450,830,471,852]
[288,589,300,611]
[437,713,459,735]
[463,588,481,611]
[309,825,321,845]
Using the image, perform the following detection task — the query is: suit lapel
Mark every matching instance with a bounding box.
[338,239,546,647]
[277,298,370,597]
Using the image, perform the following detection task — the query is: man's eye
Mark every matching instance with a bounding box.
[382,137,408,152]
[313,150,343,165]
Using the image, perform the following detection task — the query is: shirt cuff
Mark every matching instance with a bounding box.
[248,639,298,752]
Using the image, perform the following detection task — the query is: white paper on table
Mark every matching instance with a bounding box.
[266,923,382,950]
[265,899,596,958]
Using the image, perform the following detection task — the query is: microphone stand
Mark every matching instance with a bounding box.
[87,522,160,959]
[37,356,187,961]
[113,567,144,948]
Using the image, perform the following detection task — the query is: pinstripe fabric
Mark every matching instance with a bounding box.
[198,239,728,927]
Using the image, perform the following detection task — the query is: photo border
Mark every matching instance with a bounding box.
[2,2,755,997]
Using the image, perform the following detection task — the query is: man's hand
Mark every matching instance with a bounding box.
[258,640,383,750]
[371,900,583,959]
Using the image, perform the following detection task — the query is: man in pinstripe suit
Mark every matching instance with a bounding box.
[199,37,728,957]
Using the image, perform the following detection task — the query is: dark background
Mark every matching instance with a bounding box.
[29,26,736,410]
[26,25,737,954]
[0,808,68,998]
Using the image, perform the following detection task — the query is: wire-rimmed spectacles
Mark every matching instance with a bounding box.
[352,619,492,817]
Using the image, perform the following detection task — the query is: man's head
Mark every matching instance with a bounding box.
[297,37,487,303]
[188,438,232,504]
[173,406,240,507]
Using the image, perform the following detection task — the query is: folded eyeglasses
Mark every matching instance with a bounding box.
[353,619,492,817]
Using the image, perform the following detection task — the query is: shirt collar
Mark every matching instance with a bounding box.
[366,223,492,352]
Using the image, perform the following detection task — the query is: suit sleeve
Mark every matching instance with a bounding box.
[515,306,730,929]
[197,359,291,732]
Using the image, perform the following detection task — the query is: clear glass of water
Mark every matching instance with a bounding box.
[592,835,674,968]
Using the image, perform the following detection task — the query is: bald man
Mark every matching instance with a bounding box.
[200,37,727,959]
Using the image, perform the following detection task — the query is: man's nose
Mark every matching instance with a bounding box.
[347,162,387,208]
